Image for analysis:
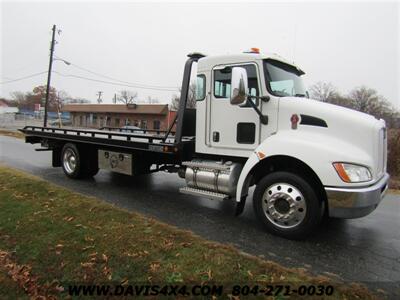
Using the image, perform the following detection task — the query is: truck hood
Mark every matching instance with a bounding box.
[277,97,387,181]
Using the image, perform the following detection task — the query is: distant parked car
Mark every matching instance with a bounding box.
[49,119,72,127]
[120,125,145,134]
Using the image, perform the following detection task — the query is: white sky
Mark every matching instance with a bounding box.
[1,0,399,108]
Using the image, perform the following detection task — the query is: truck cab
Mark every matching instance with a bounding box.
[180,50,389,239]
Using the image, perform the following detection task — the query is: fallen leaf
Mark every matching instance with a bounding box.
[150,262,160,272]
[55,285,64,292]
[81,262,95,268]
[82,246,95,251]
[85,236,94,242]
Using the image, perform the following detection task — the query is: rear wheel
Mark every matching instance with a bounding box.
[62,143,81,179]
[253,171,323,240]
[61,143,98,179]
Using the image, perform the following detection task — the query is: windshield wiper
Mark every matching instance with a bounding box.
[294,93,306,97]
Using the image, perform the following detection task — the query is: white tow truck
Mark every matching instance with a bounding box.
[21,49,389,239]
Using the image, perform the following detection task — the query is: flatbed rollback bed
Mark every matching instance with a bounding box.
[19,53,202,178]
[20,124,195,170]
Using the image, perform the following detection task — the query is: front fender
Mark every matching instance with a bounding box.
[235,130,373,202]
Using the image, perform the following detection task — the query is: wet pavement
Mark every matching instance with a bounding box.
[1,135,399,297]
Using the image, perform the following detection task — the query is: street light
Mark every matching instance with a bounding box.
[53,58,71,65]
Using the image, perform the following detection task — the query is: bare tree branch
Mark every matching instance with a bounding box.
[117,90,138,104]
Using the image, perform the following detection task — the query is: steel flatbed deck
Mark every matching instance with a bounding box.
[19,126,195,157]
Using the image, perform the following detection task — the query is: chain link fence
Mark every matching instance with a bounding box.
[0,114,44,131]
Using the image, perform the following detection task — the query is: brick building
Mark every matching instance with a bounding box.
[63,104,177,131]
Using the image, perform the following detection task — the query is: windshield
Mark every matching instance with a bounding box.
[263,59,307,97]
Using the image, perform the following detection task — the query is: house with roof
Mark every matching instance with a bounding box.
[0,99,19,114]
[62,103,177,131]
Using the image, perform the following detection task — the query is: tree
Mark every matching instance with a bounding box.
[9,85,57,111]
[349,86,383,114]
[33,85,57,102]
[309,82,338,102]
[348,86,400,126]
[10,91,26,106]
[117,90,138,104]
[327,94,354,109]
[170,82,196,110]
[32,85,58,111]
[310,82,399,128]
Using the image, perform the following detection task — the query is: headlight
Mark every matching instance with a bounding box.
[333,163,372,183]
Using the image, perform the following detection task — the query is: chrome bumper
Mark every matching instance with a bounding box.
[325,173,389,218]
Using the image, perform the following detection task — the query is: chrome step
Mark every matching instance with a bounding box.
[179,187,229,201]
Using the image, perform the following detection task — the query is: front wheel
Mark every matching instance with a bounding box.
[253,171,323,240]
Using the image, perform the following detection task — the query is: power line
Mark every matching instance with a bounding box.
[1,62,43,79]
[0,76,15,80]
[52,71,179,92]
[0,71,48,84]
[55,56,179,89]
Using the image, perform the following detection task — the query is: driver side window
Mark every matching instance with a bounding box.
[213,64,259,100]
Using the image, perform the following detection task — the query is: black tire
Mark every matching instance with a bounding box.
[61,143,83,179]
[81,147,99,178]
[253,171,323,240]
[61,143,99,179]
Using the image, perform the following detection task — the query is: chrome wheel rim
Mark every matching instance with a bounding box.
[262,183,307,229]
[63,148,77,174]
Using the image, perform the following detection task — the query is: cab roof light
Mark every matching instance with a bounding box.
[244,47,260,54]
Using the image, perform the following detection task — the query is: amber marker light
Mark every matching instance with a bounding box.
[333,163,351,183]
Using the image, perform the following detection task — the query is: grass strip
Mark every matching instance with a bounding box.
[0,166,378,299]
[0,129,24,139]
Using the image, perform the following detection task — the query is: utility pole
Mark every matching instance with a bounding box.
[113,93,117,104]
[43,24,56,127]
[96,91,103,103]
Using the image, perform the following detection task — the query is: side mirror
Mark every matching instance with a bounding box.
[230,67,248,105]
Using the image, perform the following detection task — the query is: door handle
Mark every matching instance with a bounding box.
[213,131,220,142]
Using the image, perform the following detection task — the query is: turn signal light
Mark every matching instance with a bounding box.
[333,163,351,183]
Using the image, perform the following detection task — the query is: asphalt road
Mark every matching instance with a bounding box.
[1,135,399,296]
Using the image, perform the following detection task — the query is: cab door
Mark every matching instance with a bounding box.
[208,62,261,155]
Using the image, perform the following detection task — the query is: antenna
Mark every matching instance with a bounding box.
[292,14,298,64]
